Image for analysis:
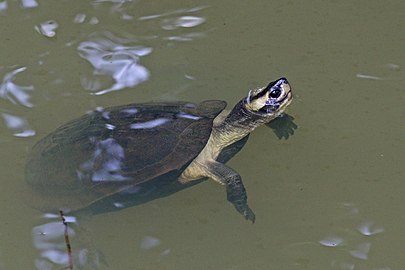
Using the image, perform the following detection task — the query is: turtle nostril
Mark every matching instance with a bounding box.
[279,77,288,84]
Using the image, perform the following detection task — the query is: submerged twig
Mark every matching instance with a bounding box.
[59,210,73,270]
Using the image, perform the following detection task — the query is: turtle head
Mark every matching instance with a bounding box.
[244,77,292,120]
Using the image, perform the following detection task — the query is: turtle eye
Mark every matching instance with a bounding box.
[269,88,282,99]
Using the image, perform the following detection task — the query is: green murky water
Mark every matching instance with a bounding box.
[0,0,404,269]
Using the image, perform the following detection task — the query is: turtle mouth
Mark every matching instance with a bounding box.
[259,92,292,114]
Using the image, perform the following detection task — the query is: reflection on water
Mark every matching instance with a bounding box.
[0,67,34,108]
[0,113,35,137]
[356,63,402,81]
[140,235,172,260]
[32,213,103,269]
[160,16,206,30]
[317,203,387,269]
[78,137,130,182]
[0,1,208,139]
[33,221,75,267]
[32,213,174,269]
[78,32,152,95]
[357,221,384,236]
[24,99,220,268]
[21,0,38,8]
[140,235,161,250]
[74,4,207,95]
[35,20,59,38]
[0,1,210,267]
[0,67,36,137]
[129,118,170,129]
[140,5,209,42]
[139,5,208,21]
[92,0,136,21]
[0,0,402,269]
[0,0,38,11]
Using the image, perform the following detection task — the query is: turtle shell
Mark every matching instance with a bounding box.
[25,100,226,212]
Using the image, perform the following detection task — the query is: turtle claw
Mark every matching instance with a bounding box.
[234,204,256,224]
[243,207,256,224]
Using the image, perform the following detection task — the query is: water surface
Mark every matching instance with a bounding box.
[0,0,404,269]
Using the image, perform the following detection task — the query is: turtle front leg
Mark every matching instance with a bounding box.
[205,161,255,223]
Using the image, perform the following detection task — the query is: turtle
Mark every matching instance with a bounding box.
[25,77,294,223]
